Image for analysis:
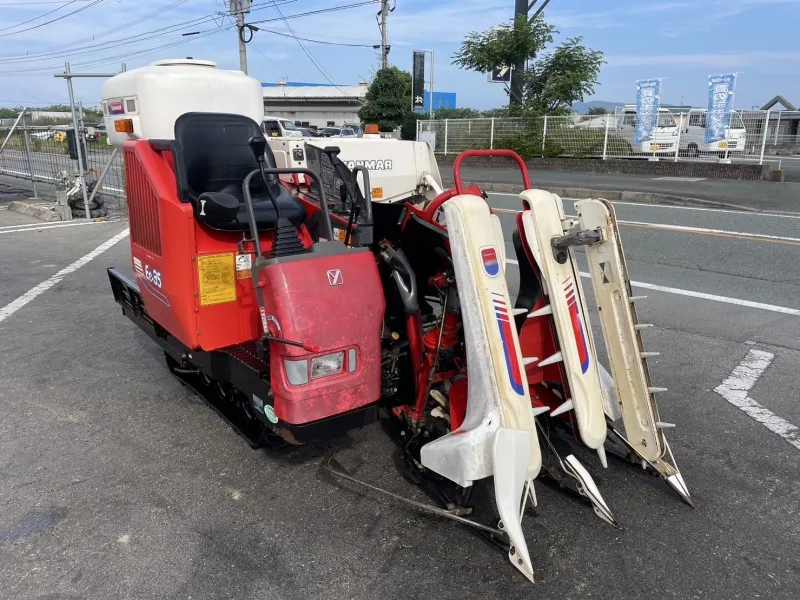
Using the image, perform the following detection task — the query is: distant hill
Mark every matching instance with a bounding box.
[571,101,624,114]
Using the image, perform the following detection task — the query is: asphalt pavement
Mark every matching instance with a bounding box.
[4,147,800,213]
[454,166,800,213]
[0,198,799,599]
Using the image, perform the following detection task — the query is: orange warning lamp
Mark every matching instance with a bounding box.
[364,124,379,134]
[114,119,134,133]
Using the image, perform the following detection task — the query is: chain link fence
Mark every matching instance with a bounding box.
[0,109,125,215]
[417,109,800,166]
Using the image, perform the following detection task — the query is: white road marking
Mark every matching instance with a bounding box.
[610,278,800,316]
[714,350,800,452]
[492,206,800,244]
[490,192,800,219]
[504,258,800,316]
[652,177,707,182]
[0,228,130,324]
[0,220,115,235]
[603,219,800,243]
[593,201,800,219]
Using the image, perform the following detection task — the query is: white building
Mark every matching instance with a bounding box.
[262,81,368,129]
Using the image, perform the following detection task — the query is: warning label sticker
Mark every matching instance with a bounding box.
[332,227,347,242]
[197,253,236,306]
[599,262,615,285]
[235,253,253,280]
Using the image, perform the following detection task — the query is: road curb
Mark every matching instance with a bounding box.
[442,180,761,213]
[7,199,62,222]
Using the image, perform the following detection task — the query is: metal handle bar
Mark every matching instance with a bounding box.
[452,149,531,194]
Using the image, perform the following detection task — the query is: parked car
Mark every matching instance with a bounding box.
[86,123,107,141]
[30,130,55,141]
[321,126,342,137]
[262,116,302,137]
[342,122,363,137]
[321,126,357,138]
[298,127,319,137]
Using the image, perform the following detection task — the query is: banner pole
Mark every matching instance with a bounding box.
[429,51,435,120]
[724,73,738,162]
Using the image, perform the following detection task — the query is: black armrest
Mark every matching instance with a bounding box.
[148,139,177,152]
[147,139,190,203]
[197,192,240,225]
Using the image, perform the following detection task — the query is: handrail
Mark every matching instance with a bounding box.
[452,149,531,193]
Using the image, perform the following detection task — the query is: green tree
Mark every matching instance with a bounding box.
[0,107,22,119]
[433,107,483,120]
[401,112,423,140]
[587,106,609,115]
[480,106,511,118]
[358,67,412,132]
[453,15,604,114]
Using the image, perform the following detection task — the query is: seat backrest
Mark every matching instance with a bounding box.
[173,112,279,203]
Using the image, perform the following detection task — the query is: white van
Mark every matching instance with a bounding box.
[574,106,679,155]
[262,116,302,138]
[679,109,746,156]
[616,106,679,155]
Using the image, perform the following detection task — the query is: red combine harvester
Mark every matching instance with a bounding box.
[105,60,691,584]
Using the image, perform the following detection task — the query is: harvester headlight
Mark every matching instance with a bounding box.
[284,358,309,385]
[311,352,344,379]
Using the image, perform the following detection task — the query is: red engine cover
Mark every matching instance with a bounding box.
[259,245,385,425]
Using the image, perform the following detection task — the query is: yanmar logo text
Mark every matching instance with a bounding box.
[344,159,393,171]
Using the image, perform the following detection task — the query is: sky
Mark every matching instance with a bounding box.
[0,0,798,112]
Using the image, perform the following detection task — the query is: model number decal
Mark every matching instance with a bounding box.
[145,265,162,288]
[134,257,162,288]
[133,257,169,306]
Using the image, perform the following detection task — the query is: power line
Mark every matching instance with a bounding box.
[0,0,297,61]
[0,14,220,62]
[0,0,106,39]
[0,1,90,4]
[0,29,213,66]
[0,25,231,75]
[0,0,375,75]
[0,0,81,34]
[247,1,380,26]
[269,1,354,96]
[73,26,232,70]
[259,27,376,47]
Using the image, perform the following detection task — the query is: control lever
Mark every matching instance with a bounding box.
[263,335,320,353]
[551,228,604,264]
[322,146,358,208]
[248,135,281,222]
[379,245,418,314]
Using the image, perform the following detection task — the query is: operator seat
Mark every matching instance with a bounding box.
[173,112,306,231]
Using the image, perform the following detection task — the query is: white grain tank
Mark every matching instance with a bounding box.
[101,59,264,148]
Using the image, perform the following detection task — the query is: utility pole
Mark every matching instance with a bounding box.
[510,0,529,106]
[510,0,554,106]
[380,0,390,69]
[230,0,252,74]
